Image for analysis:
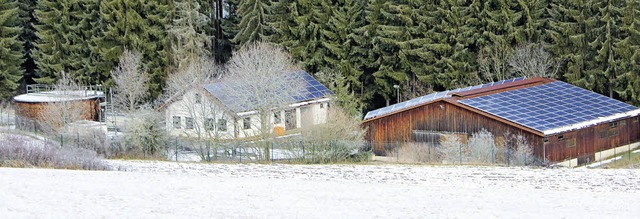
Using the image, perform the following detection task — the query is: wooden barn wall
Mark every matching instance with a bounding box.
[15,98,102,122]
[363,101,543,156]
[544,116,640,162]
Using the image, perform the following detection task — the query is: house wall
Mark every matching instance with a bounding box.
[165,89,330,139]
[363,100,543,156]
[165,90,236,139]
[543,116,640,163]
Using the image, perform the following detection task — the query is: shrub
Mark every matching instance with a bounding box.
[438,134,465,164]
[512,135,534,166]
[0,134,109,170]
[468,129,497,164]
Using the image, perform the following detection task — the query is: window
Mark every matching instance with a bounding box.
[173,116,181,129]
[620,120,626,126]
[217,119,227,132]
[557,135,564,140]
[243,117,251,129]
[185,117,194,129]
[274,112,281,124]
[567,138,576,148]
[634,117,639,123]
[195,93,201,104]
[543,138,549,143]
[609,129,619,137]
[610,121,619,128]
[320,103,324,108]
[205,118,214,131]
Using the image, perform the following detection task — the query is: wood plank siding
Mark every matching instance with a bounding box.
[543,116,640,163]
[363,99,544,157]
[363,99,640,163]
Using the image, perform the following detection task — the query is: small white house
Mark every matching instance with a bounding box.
[159,71,333,139]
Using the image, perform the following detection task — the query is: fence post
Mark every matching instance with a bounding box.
[301,141,305,161]
[428,143,431,163]
[239,143,242,163]
[396,141,399,163]
[271,141,274,164]
[175,137,178,162]
[77,131,80,148]
[491,143,495,164]
[459,142,462,165]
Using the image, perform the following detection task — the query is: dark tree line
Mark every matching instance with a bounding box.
[1,0,639,111]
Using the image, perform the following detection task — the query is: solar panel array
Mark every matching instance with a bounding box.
[204,71,333,113]
[363,77,526,120]
[459,81,637,132]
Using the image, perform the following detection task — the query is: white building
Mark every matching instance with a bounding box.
[159,71,333,139]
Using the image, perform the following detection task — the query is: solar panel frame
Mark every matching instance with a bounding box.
[459,81,638,132]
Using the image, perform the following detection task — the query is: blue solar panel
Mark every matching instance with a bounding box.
[363,77,527,120]
[459,81,638,132]
[204,71,333,113]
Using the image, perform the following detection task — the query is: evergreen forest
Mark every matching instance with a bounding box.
[1,0,640,113]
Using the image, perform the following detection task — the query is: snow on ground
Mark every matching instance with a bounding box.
[1,160,639,218]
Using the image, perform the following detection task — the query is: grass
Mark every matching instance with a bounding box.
[603,149,640,169]
[0,133,110,170]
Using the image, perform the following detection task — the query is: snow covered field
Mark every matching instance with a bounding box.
[1,161,639,218]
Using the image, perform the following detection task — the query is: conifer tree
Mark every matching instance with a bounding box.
[588,0,623,98]
[0,0,24,99]
[33,0,104,85]
[17,0,36,85]
[233,0,270,48]
[614,0,640,105]
[97,0,170,98]
[286,0,333,73]
[167,0,211,69]
[546,0,595,88]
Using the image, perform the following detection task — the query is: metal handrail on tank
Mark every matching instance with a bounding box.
[26,84,105,97]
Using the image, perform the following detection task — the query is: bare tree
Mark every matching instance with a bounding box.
[508,43,558,78]
[38,71,85,135]
[512,135,534,166]
[111,49,148,113]
[478,44,513,82]
[221,42,306,160]
[162,58,226,161]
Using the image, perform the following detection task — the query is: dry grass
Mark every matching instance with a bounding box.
[604,150,640,169]
[0,134,110,170]
[386,142,437,163]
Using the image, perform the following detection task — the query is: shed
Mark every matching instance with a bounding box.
[362,78,640,165]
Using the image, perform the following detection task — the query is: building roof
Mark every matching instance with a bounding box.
[363,77,526,120]
[363,78,640,136]
[203,71,333,113]
[459,81,639,135]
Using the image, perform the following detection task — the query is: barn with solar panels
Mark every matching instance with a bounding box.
[160,71,334,139]
[362,77,640,165]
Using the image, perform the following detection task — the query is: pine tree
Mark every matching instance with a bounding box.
[546,0,595,88]
[266,0,295,45]
[614,0,640,105]
[588,0,623,98]
[167,0,211,69]
[0,0,24,99]
[233,0,270,48]
[286,0,333,73]
[17,0,36,87]
[97,0,170,98]
[33,0,104,85]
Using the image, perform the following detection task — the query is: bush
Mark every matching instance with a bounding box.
[117,108,168,159]
[0,134,109,170]
[468,129,497,164]
[298,106,365,163]
[438,134,464,164]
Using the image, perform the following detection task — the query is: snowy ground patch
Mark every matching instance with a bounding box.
[1,160,639,218]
